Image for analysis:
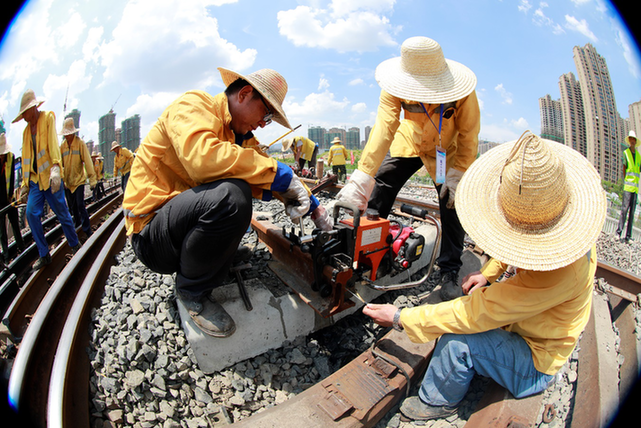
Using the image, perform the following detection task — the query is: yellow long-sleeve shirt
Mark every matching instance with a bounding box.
[359,89,480,180]
[113,147,134,177]
[61,135,97,193]
[328,143,348,166]
[21,110,61,191]
[400,245,596,375]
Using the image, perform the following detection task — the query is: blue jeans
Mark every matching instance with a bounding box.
[27,180,79,257]
[420,329,555,407]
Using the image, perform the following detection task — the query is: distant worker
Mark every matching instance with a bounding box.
[0,133,25,264]
[123,68,331,338]
[60,118,96,240]
[327,137,348,182]
[337,36,480,300]
[12,89,81,270]
[91,150,105,202]
[111,141,134,192]
[616,130,640,243]
[282,136,318,174]
[364,132,606,422]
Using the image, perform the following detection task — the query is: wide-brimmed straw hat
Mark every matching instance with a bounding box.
[375,37,477,104]
[0,133,11,155]
[59,117,80,136]
[456,131,606,271]
[331,137,342,144]
[218,67,292,129]
[281,137,294,152]
[625,130,637,145]
[12,89,45,123]
[110,141,121,151]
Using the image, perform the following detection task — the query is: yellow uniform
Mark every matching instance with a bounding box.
[21,110,60,190]
[327,143,348,166]
[60,135,97,193]
[113,147,134,177]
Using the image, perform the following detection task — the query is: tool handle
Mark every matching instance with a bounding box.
[400,203,429,219]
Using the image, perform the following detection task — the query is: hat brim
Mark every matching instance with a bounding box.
[281,138,293,152]
[218,67,292,129]
[375,57,477,104]
[456,139,606,271]
[12,100,45,123]
[60,128,80,136]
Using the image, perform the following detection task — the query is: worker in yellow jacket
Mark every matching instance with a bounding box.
[337,37,480,301]
[60,118,97,239]
[111,141,134,192]
[0,133,25,264]
[282,136,319,174]
[123,67,331,338]
[327,137,348,182]
[91,150,105,201]
[12,89,80,270]
[364,132,606,422]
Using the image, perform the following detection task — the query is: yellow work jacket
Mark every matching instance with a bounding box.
[60,135,97,193]
[123,90,280,235]
[359,90,480,180]
[94,159,104,180]
[328,143,348,166]
[20,110,61,191]
[400,245,596,376]
[113,147,134,177]
[294,137,317,161]
[2,152,16,202]
[622,147,640,194]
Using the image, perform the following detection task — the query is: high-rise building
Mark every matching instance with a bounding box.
[629,100,641,135]
[558,72,587,156]
[121,114,141,152]
[573,43,620,182]
[308,126,325,149]
[539,94,564,143]
[363,126,372,148]
[345,127,360,150]
[99,110,117,174]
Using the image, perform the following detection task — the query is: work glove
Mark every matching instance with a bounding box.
[281,174,310,221]
[439,168,464,210]
[19,185,29,204]
[50,164,62,193]
[335,169,375,212]
[311,205,332,231]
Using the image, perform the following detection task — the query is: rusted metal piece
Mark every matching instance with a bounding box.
[464,380,543,427]
[596,261,641,302]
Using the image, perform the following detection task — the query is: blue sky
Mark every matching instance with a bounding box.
[0,0,639,156]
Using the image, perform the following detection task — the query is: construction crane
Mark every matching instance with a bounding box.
[110,93,121,113]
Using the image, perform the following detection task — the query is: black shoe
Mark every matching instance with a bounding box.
[232,245,253,265]
[439,270,461,301]
[71,243,82,254]
[33,254,52,270]
[178,294,236,338]
[400,396,457,421]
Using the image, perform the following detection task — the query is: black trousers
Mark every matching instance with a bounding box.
[332,165,347,181]
[368,154,465,273]
[131,179,252,300]
[65,184,92,235]
[617,190,638,239]
[298,146,319,170]
[0,204,24,261]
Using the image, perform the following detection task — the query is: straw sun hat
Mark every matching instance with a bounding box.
[281,137,294,152]
[456,131,606,271]
[59,117,80,136]
[0,133,11,155]
[375,37,477,104]
[110,141,121,151]
[12,89,45,123]
[218,67,292,129]
[625,130,637,145]
[332,137,342,144]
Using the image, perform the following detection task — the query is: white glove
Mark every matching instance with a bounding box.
[281,174,310,221]
[311,205,332,231]
[439,168,464,209]
[50,164,62,193]
[19,185,29,203]
[335,169,375,212]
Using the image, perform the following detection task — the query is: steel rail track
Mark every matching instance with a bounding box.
[4,185,641,428]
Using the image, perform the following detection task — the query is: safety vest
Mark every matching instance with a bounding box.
[623,148,640,193]
[21,110,61,191]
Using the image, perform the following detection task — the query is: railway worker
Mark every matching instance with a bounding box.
[282,135,319,174]
[91,150,105,202]
[111,141,134,193]
[59,118,97,239]
[0,133,25,264]
[336,36,480,301]
[327,136,348,182]
[615,130,640,244]
[12,89,81,270]
[123,67,332,338]
[363,132,606,422]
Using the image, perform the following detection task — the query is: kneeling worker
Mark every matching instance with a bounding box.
[123,67,331,338]
[363,132,606,421]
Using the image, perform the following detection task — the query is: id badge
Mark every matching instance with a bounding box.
[435,146,446,184]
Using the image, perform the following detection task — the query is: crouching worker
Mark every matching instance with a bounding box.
[363,132,606,421]
[123,68,332,338]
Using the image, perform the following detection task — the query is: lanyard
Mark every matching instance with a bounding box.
[421,103,443,146]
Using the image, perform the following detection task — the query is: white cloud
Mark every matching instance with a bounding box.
[351,102,367,113]
[495,83,513,105]
[126,91,182,137]
[518,0,532,13]
[533,5,565,35]
[614,27,641,79]
[277,5,399,53]
[349,78,364,86]
[564,15,598,42]
[318,76,330,91]
[54,11,86,49]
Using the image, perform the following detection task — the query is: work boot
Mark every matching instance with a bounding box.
[232,245,253,265]
[71,243,82,254]
[400,396,457,421]
[439,270,461,301]
[426,266,442,287]
[32,254,52,271]
[178,294,236,338]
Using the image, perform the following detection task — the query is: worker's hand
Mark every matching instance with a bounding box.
[336,169,375,212]
[281,174,310,221]
[311,205,332,231]
[362,303,397,328]
[19,185,29,203]
[50,164,62,193]
[461,270,488,295]
[439,168,464,210]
